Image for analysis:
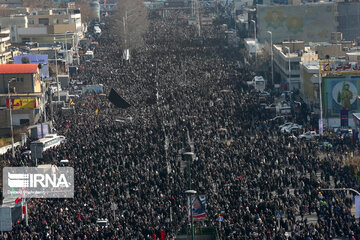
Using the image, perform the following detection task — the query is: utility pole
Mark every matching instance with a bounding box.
[8,78,16,158]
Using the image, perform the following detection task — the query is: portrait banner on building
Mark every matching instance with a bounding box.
[322,77,360,118]
[6,98,36,109]
[188,195,206,221]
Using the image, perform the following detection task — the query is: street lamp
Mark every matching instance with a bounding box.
[284,46,291,91]
[8,77,16,158]
[185,189,197,240]
[250,20,257,62]
[267,31,274,88]
[51,46,60,101]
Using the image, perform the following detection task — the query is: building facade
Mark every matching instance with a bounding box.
[273,41,318,91]
[0,64,44,128]
[0,27,11,64]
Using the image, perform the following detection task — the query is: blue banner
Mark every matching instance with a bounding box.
[14,54,49,79]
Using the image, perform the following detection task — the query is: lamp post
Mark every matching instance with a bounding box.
[250,20,257,63]
[319,61,323,135]
[51,46,60,101]
[8,78,16,158]
[185,189,197,240]
[284,46,291,91]
[267,31,274,88]
[64,31,70,74]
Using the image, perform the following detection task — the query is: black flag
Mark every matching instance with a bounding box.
[108,88,131,108]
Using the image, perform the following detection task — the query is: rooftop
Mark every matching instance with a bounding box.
[0,64,39,74]
[302,60,320,71]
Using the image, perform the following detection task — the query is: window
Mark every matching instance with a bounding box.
[39,18,49,26]
[28,19,34,25]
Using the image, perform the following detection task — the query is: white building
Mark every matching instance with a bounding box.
[0,27,11,64]
[273,41,318,91]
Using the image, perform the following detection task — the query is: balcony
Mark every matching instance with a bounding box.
[0,36,10,43]
[0,28,10,34]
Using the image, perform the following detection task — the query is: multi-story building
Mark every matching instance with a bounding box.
[0,64,44,129]
[273,41,318,90]
[0,27,11,64]
[0,7,82,47]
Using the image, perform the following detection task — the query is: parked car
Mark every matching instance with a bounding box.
[279,122,301,130]
[281,125,302,134]
[299,131,319,140]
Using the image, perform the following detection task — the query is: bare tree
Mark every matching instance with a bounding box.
[112,0,149,51]
[75,0,93,24]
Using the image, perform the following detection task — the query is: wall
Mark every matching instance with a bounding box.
[257,3,337,43]
[0,72,41,94]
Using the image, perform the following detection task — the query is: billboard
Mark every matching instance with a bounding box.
[14,55,49,78]
[320,61,360,75]
[188,195,206,221]
[322,77,360,118]
[6,98,36,109]
[257,3,337,43]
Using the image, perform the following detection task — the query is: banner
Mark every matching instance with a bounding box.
[6,98,36,109]
[188,195,206,221]
[320,61,360,75]
[14,54,49,78]
[322,77,360,118]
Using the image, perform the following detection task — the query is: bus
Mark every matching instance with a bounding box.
[30,134,66,159]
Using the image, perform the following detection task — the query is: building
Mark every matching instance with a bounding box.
[0,0,22,8]
[310,41,354,60]
[273,41,318,90]
[0,7,82,47]
[0,15,27,43]
[0,27,11,64]
[300,60,319,111]
[0,64,44,129]
[337,2,360,42]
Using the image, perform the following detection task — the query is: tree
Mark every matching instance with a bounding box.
[112,0,149,51]
[75,0,93,24]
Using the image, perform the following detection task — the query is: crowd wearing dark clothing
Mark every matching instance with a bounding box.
[2,10,360,240]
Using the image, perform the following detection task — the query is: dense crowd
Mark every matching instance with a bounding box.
[2,9,360,240]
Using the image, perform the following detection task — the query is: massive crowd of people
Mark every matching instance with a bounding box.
[2,9,360,240]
